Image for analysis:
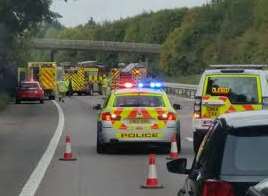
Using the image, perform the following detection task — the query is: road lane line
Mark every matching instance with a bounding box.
[19,101,65,196]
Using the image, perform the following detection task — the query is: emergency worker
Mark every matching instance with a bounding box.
[57,80,67,102]
[67,79,73,97]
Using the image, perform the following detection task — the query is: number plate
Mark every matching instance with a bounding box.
[207,106,220,118]
[128,119,150,124]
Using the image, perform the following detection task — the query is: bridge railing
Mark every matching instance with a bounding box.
[32,39,161,54]
[164,82,198,99]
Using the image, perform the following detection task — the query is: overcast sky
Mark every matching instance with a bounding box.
[51,0,208,27]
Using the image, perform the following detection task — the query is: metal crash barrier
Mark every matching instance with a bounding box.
[164,82,197,99]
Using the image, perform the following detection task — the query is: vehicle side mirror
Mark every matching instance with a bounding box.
[173,104,181,110]
[167,158,190,174]
[93,104,102,110]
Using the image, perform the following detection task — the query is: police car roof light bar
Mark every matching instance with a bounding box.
[210,64,268,70]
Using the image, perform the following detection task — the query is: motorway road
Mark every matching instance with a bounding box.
[0,95,194,196]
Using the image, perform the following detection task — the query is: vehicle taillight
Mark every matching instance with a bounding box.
[101,112,112,121]
[202,180,234,196]
[158,112,176,121]
[111,113,121,121]
[101,112,121,121]
[194,96,202,119]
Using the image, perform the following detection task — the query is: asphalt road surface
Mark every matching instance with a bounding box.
[0,95,194,196]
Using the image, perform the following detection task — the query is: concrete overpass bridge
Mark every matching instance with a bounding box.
[31,39,161,61]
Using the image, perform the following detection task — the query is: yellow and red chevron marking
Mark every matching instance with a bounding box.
[111,69,120,90]
[111,107,168,130]
[201,95,261,118]
[40,68,56,90]
[64,68,86,92]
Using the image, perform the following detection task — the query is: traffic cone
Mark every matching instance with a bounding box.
[59,135,77,161]
[167,134,179,160]
[141,154,163,189]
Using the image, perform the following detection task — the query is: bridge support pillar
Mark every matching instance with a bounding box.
[50,50,57,62]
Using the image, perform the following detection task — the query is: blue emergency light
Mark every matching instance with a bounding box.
[138,79,163,89]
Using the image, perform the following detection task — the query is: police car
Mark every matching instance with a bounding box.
[94,81,181,153]
[193,65,268,152]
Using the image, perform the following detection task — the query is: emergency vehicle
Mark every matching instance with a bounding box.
[17,62,58,100]
[193,65,268,152]
[64,66,87,95]
[94,81,181,153]
[111,63,147,90]
[64,61,107,95]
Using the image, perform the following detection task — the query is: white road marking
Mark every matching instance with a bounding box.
[19,101,65,196]
[185,137,193,142]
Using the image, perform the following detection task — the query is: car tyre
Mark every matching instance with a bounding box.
[16,99,20,104]
[97,130,105,154]
[40,100,44,104]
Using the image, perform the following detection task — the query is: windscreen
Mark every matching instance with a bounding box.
[221,126,268,176]
[205,76,259,104]
[114,95,164,107]
[20,83,39,89]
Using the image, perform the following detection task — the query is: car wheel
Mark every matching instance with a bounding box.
[40,100,44,104]
[97,130,105,154]
[16,99,20,104]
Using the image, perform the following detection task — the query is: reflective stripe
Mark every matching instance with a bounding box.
[111,107,168,130]
[201,95,261,118]
[40,68,56,90]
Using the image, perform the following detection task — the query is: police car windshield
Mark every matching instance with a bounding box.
[205,76,259,104]
[114,95,164,107]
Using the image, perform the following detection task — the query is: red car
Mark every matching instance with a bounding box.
[16,81,45,104]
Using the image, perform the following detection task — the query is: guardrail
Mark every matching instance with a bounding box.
[164,82,198,99]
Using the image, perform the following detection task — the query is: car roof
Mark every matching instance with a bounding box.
[113,88,164,95]
[203,69,267,75]
[218,110,268,128]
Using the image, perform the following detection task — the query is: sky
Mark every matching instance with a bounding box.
[51,0,208,27]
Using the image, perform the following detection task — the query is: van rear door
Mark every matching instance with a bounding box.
[201,74,262,119]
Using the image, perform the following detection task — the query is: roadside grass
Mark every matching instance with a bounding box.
[165,74,201,84]
[0,93,9,111]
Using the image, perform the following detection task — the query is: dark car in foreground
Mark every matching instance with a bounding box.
[167,110,268,196]
[16,81,44,104]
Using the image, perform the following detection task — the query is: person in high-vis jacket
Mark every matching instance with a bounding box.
[101,75,109,96]
[57,80,68,102]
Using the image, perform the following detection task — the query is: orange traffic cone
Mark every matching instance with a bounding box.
[141,154,163,189]
[59,135,77,161]
[167,134,179,160]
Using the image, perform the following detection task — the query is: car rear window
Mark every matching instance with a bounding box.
[205,76,259,104]
[20,83,39,89]
[221,126,268,176]
[114,95,165,107]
